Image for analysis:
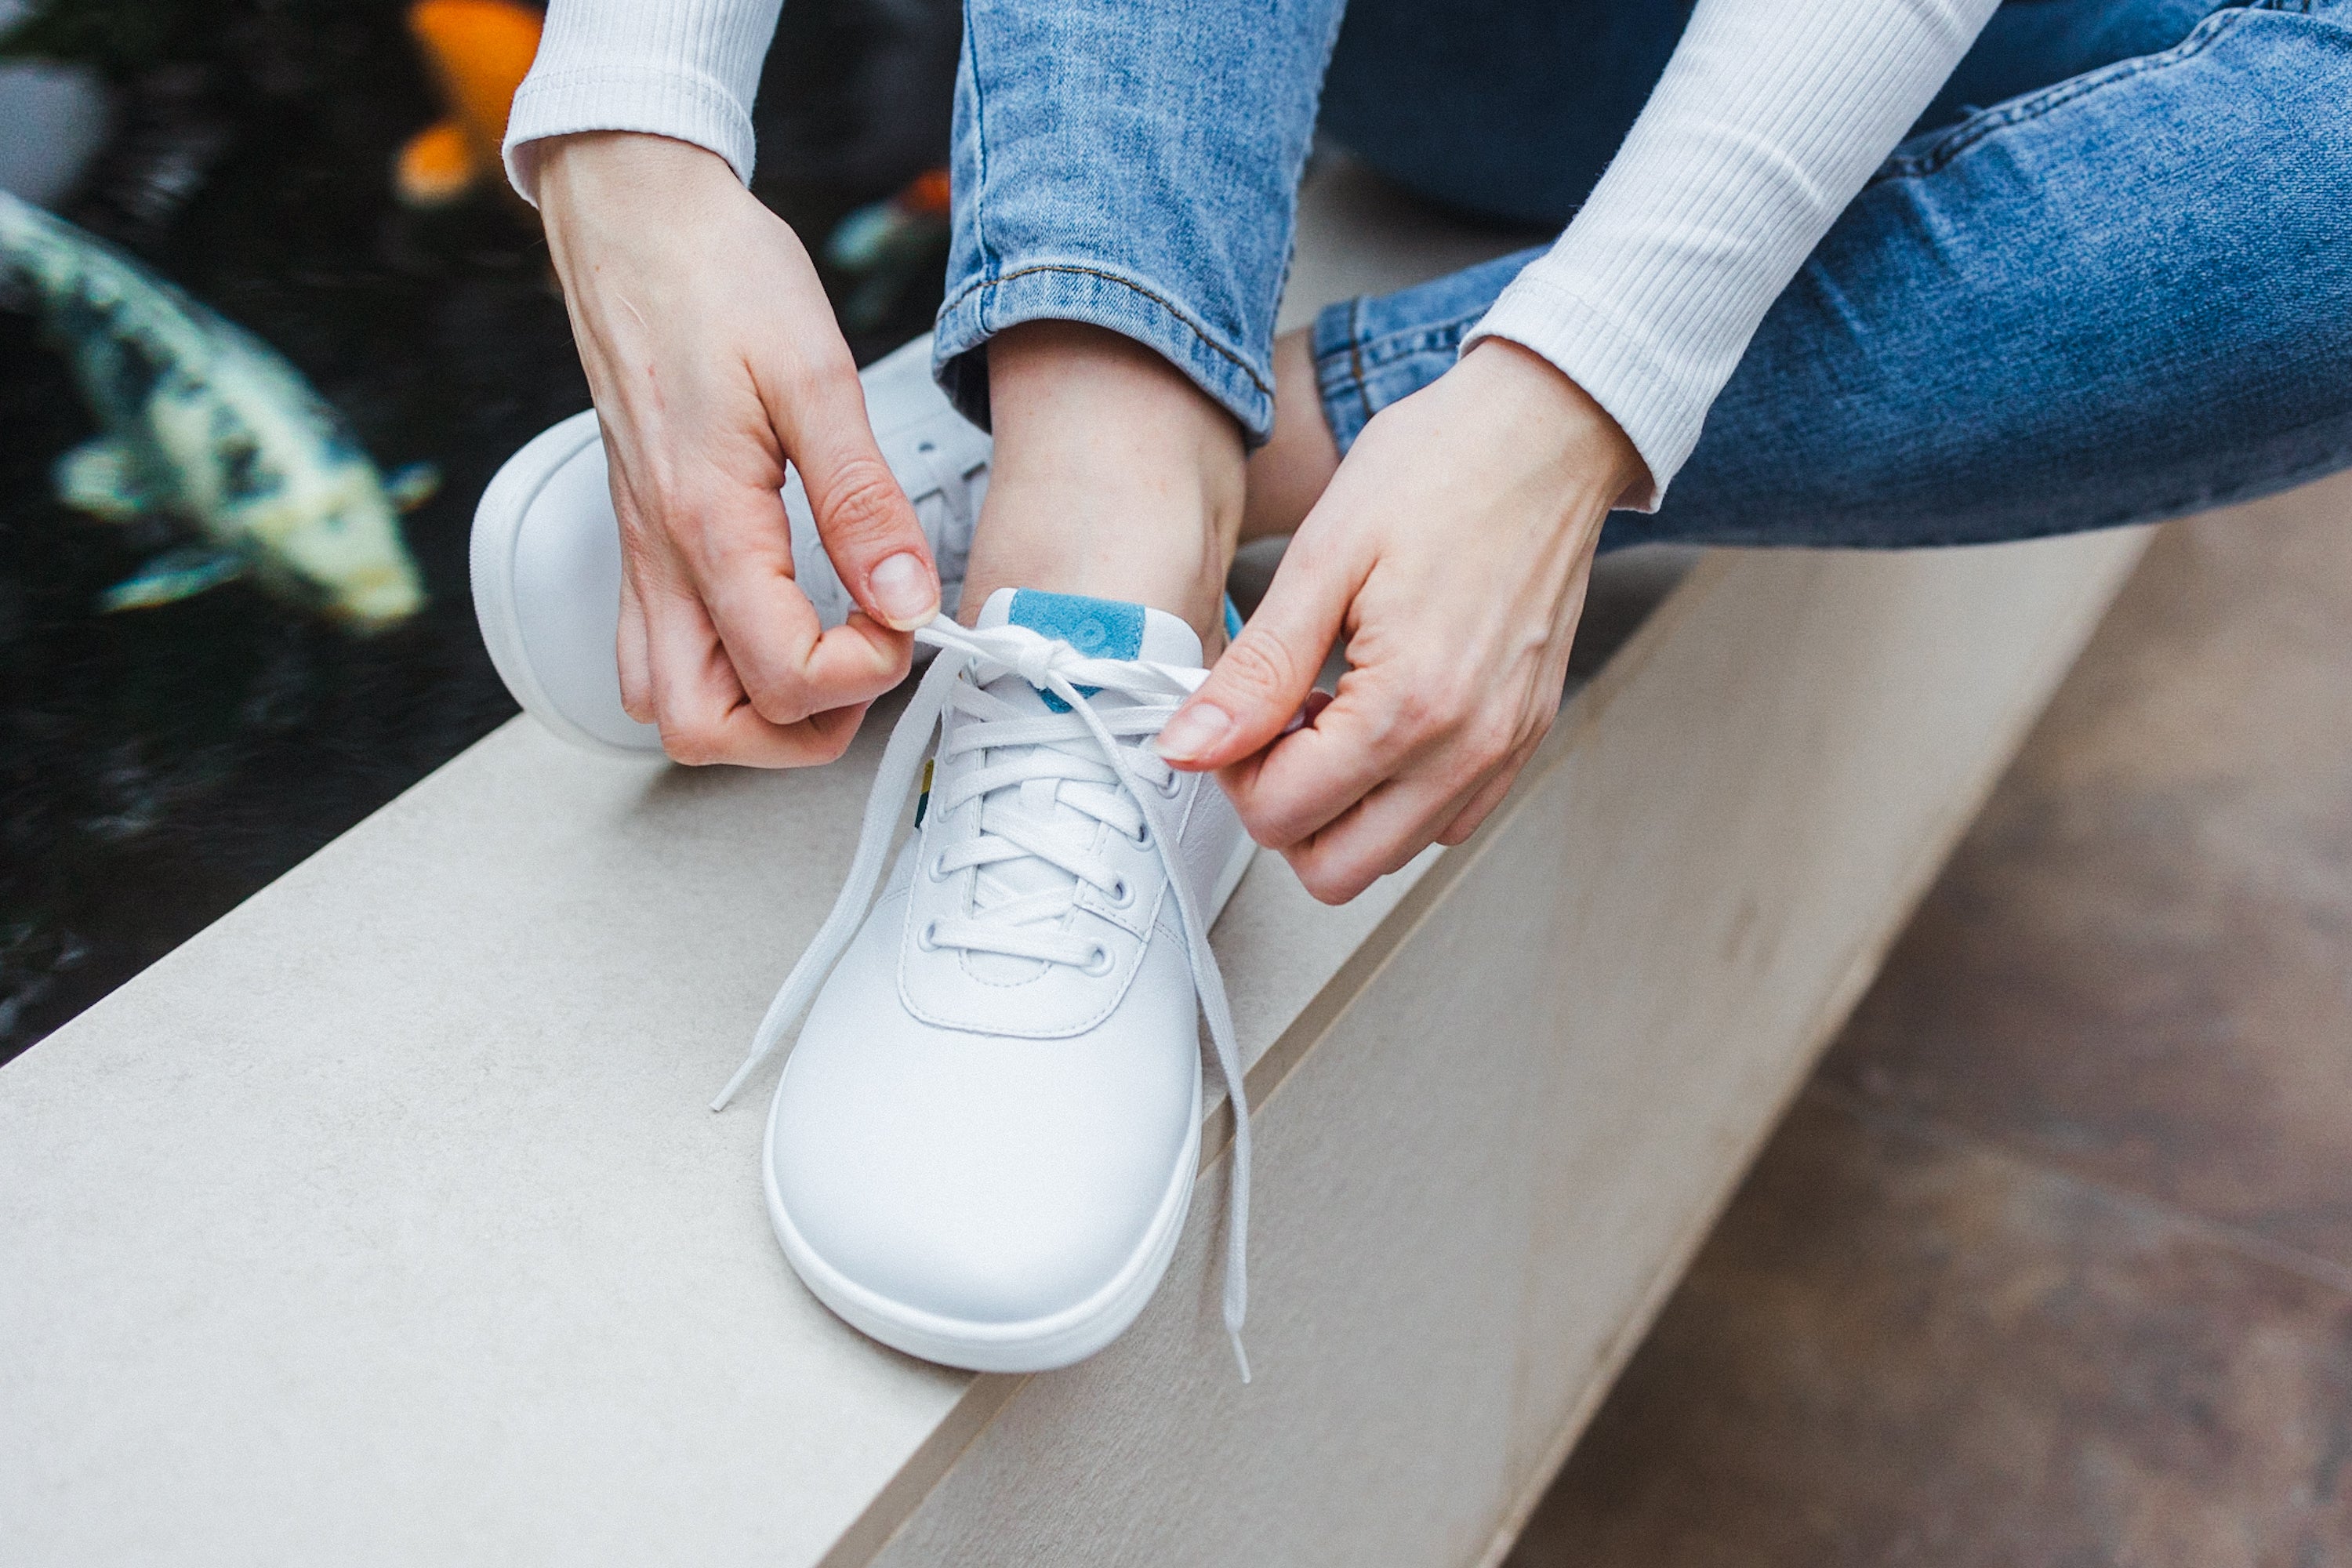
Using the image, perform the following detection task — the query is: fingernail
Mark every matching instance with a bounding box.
[1280,690,1333,735]
[867,552,939,630]
[1153,702,1232,762]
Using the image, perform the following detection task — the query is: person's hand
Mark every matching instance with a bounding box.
[536,132,942,766]
[1153,339,1649,903]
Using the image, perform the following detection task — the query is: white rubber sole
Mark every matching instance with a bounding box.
[765,830,1259,1373]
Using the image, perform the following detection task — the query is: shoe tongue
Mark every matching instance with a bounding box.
[975,587,1203,669]
[956,590,1194,980]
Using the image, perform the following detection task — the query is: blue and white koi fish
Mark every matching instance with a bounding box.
[0,189,430,629]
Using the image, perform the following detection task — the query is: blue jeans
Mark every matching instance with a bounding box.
[937,0,2352,549]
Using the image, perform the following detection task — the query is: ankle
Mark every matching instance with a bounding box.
[1240,328,1340,543]
[963,321,1245,653]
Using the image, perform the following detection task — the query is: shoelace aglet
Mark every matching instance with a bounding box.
[1229,1329,1252,1384]
[712,1050,770,1112]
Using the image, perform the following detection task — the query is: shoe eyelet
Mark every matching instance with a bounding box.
[1132,822,1152,848]
[929,853,949,882]
[916,920,941,951]
[916,439,937,454]
[1105,875,1132,908]
[1081,943,1114,976]
[1153,771,1182,799]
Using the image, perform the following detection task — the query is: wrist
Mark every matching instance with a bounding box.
[1458,338,1651,511]
[536,131,746,241]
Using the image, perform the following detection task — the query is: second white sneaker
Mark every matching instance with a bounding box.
[470,333,991,757]
[713,589,1261,1375]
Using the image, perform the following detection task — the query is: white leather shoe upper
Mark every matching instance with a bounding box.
[771,837,1207,1323]
[782,335,989,631]
[718,591,1260,1372]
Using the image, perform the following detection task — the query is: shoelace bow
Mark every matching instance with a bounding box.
[712,616,1258,1381]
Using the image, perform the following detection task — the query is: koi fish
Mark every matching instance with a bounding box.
[0,189,430,628]
[395,0,543,209]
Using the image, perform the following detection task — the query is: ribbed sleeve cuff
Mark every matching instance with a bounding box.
[1459,0,1999,512]
[1465,275,1700,513]
[503,64,758,203]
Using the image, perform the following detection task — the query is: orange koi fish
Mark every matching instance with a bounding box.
[395,0,544,209]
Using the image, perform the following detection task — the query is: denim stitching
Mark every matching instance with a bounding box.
[1306,299,1370,445]
[1307,303,1488,440]
[1875,5,2256,183]
[1269,234,1298,372]
[1352,319,1476,374]
[1346,296,1370,426]
[939,263,1273,400]
[959,0,1000,306]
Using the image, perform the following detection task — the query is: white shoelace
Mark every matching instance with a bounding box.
[712,617,1257,1380]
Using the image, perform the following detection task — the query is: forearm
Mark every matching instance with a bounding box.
[501,0,783,201]
[1468,0,2002,506]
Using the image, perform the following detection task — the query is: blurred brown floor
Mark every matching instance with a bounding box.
[1508,471,2352,1568]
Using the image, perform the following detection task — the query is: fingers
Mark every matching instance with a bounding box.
[1276,722,1544,904]
[1279,771,1475,905]
[1156,532,1363,770]
[1228,663,1556,902]
[639,563,871,768]
[545,162,909,769]
[1433,732,1543,848]
[609,347,919,746]
[1171,338,1625,904]
[616,568,652,724]
[1214,667,1417,846]
[775,353,942,633]
[687,481,910,725]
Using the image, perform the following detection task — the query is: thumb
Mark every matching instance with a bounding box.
[779,360,941,632]
[1156,540,1359,770]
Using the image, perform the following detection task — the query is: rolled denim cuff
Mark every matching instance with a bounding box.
[931,262,1277,447]
[1308,298,1456,456]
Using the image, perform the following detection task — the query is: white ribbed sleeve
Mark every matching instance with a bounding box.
[502,0,782,201]
[1466,0,2000,507]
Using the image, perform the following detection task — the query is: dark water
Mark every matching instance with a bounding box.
[0,0,957,1060]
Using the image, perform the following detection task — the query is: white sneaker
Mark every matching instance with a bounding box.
[713,590,1261,1376]
[469,333,990,757]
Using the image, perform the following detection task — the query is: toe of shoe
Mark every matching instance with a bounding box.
[766,984,1197,1329]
